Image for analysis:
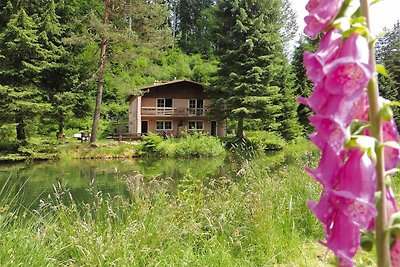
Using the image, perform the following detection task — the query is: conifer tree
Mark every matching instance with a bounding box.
[177,0,214,54]
[0,9,51,141]
[38,0,80,137]
[83,0,172,144]
[277,63,303,140]
[210,0,299,139]
[376,21,400,124]
[0,0,14,29]
[291,38,316,133]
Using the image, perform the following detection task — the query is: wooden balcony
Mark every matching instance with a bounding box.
[141,107,207,117]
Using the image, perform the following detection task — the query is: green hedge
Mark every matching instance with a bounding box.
[137,133,225,158]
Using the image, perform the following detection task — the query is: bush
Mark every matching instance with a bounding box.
[0,141,20,154]
[137,133,225,158]
[246,131,286,151]
[224,131,286,152]
[136,133,164,156]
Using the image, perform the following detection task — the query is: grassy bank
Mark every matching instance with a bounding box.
[57,142,137,160]
[0,133,227,161]
[0,130,289,162]
[0,140,376,266]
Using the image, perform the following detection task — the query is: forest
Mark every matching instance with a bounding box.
[1,1,400,265]
[0,0,398,144]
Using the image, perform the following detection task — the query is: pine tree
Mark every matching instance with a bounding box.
[0,0,14,30]
[376,21,400,124]
[291,37,319,133]
[83,0,173,144]
[210,0,299,139]
[38,0,81,137]
[90,0,111,144]
[177,0,214,55]
[276,63,303,140]
[0,9,51,141]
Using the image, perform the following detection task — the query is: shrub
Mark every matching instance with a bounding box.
[245,131,286,151]
[224,131,286,152]
[137,133,225,158]
[136,133,164,156]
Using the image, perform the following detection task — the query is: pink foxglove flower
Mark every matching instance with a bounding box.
[309,151,377,266]
[302,0,400,265]
[309,115,347,154]
[382,120,400,170]
[303,29,342,83]
[298,84,358,126]
[354,96,400,170]
[304,0,344,39]
[306,143,341,187]
[323,211,360,267]
[324,34,373,99]
[332,151,377,228]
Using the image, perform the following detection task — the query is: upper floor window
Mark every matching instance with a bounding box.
[157,98,173,108]
[189,99,204,115]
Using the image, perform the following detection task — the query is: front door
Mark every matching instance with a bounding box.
[211,121,217,136]
[141,121,148,134]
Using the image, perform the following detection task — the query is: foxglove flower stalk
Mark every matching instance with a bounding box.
[301,0,400,265]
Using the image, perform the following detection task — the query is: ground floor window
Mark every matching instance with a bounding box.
[188,121,204,130]
[156,121,173,130]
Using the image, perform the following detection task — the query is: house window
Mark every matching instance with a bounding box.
[156,121,173,130]
[189,99,204,116]
[157,98,173,115]
[188,121,204,130]
[157,98,173,107]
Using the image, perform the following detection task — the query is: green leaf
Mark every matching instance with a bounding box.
[371,0,383,5]
[360,235,374,252]
[390,224,400,237]
[390,212,400,225]
[376,64,389,77]
[380,104,393,121]
[386,168,400,176]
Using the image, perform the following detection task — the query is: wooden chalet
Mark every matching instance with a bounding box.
[126,80,226,138]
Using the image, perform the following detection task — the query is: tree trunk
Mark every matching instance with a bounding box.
[57,113,64,140]
[237,116,244,139]
[16,113,26,141]
[90,0,111,144]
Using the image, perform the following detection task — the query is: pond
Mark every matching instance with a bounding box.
[0,156,236,209]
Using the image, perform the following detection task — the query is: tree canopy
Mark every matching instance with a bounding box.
[0,0,304,142]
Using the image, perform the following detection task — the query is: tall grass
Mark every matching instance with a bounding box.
[0,140,376,266]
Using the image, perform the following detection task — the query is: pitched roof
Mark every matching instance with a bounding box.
[126,79,205,101]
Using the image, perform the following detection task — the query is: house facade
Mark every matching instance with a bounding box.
[127,80,226,137]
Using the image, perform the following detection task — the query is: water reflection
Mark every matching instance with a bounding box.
[0,157,229,209]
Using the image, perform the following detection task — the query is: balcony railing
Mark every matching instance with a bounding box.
[141,107,207,117]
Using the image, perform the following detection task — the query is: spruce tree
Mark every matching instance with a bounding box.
[376,21,400,124]
[0,0,14,30]
[210,0,299,139]
[38,0,80,137]
[0,9,51,140]
[291,37,319,133]
[177,0,214,54]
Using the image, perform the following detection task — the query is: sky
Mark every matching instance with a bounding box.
[291,0,400,36]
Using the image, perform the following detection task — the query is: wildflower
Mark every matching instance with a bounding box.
[303,29,342,83]
[324,34,373,99]
[304,0,344,39]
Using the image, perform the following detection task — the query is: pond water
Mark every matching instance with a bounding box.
[0,156,236,209]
